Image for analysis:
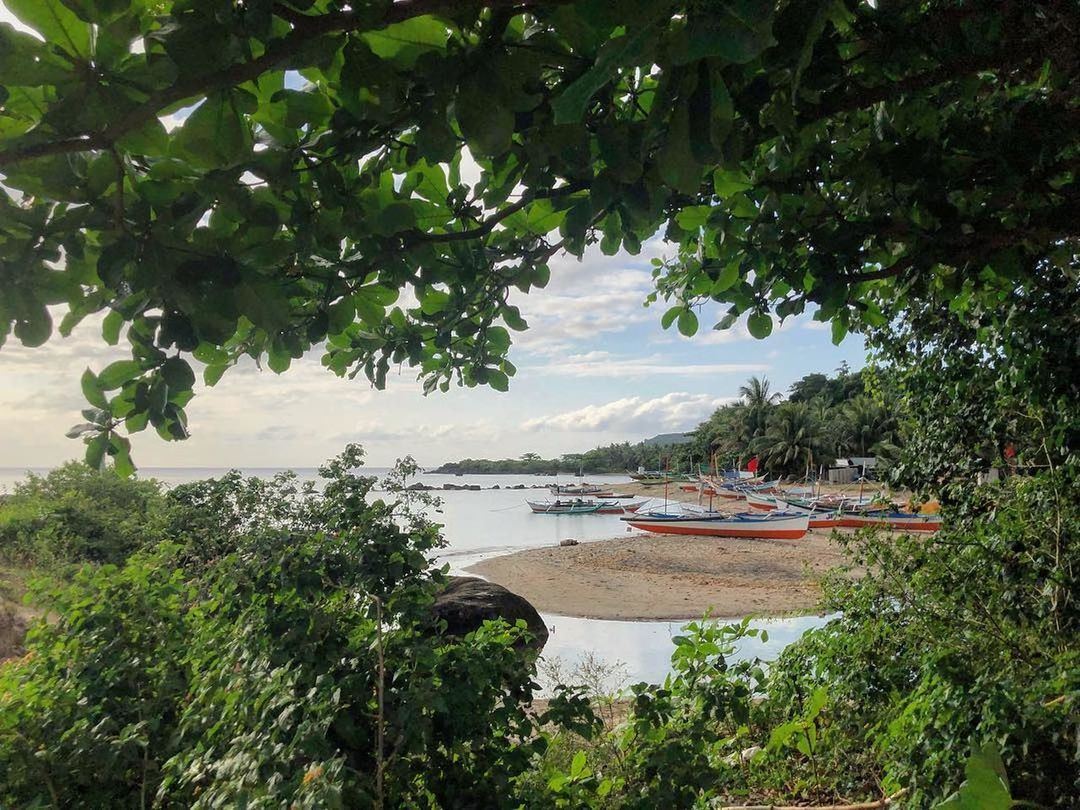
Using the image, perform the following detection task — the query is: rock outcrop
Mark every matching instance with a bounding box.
[431,576,548,650]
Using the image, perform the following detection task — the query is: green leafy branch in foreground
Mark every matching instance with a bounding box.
[1,1,1077,472]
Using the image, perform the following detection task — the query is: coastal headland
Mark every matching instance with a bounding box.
[467,482,865,621]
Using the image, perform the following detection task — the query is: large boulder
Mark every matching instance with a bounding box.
[431,576,548,650]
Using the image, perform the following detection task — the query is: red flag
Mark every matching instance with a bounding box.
[747,456,759,473]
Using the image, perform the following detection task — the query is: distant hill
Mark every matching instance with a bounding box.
[642,432,693,447]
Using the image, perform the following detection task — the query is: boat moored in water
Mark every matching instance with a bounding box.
[528,499,648,515]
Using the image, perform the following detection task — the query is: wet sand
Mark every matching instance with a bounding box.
[467,529,853,621]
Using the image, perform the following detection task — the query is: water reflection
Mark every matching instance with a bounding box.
[537,612,831,688]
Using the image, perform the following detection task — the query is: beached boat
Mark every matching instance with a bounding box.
[835,512,942,532]
[621,511,810,539]
[745,492,780,511]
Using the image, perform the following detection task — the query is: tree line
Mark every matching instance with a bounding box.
[434,367,898,479]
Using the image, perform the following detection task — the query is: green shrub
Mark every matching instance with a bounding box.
[0,448,595,808]
[0,462,170,567]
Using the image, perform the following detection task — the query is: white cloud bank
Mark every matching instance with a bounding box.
[523,392,737,434]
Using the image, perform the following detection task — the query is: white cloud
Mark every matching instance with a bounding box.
[533,353,767,378]
[522,392,738,433]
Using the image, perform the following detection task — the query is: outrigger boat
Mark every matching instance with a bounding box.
[549,483,606,496]
[528,499,606,514]
[773,498,941,532]
[528,499,647,515]
[835,511,942,532]
[621,511,810,540]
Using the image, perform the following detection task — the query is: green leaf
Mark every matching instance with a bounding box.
[204,363,229,387]
[174,91,253,168]
[0,23,72,86]
[831,316,848,345]
[363,15,450,67]
[553,18,663,124]
[712,260,741,294]
[65,422,99,439]
[420,289,450,315]
[657,99,703,195]
[271,88,335,129]
[935,745,1012,810]
[116,118,170,156]
[160,357,195,391]
[98,360,143,390]
[713,168,753,196]
[456,73,515,157]
[677,309,699,337]
[6,0,90,59]
[375,201,418,235]
[675,206,712,230]
[13,305,52,347]
[747,311,773,339]
[488,369,509,392]
[502,306,528,331]
[715,311,739,331]
[81,368,109,408]
[669,1,776,66]
[661,306,681,330]
[570,750,586,779]
[84,433,107,470]
[102,310,124,345]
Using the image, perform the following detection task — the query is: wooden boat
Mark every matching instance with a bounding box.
[769,508,841,529]
[594,500,647,514]
[549,483,606,496]
[528,499,608,514]
[835,512,942,532]
[528,499,647,515]
[745,492,780,511]
[621,511,809,539]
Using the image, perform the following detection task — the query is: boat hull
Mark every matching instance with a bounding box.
[745,492,779,511]
[624,513,809,540]
[836,513,942,532]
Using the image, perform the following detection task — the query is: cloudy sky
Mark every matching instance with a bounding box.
[0,5,867,470]
[2,239,866,469]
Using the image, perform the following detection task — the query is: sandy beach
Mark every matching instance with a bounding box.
[467,530,851,620]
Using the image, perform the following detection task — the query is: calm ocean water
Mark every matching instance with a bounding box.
[0,465,828,683]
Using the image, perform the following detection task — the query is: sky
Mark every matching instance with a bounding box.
[0,5,868,470]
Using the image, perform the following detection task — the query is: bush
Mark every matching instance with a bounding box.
[0,448,595,808]
[0,463,170,567]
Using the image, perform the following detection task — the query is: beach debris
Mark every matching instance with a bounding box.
[560,538,579,547]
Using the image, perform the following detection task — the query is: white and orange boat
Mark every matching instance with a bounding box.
[621,511,809,539]
[834,511,942,532]
[745,492,780,510]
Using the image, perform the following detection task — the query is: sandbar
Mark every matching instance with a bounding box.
[467,529,852,621]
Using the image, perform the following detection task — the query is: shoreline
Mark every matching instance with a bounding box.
[466,529,854,622]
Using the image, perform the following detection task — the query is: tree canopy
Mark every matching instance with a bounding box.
[1,0,1077,471]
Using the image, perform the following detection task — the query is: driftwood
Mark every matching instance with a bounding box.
[718,788,907,810]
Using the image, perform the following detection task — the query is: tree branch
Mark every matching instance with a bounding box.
[0,0,567,169]
[405,179,589,244]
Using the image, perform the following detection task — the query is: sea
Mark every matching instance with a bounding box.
[0,466,829,687]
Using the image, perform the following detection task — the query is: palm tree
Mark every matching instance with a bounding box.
[738,375,782,409]
[753,402,828,477]
[738,376,782,442]
[841,395,896,456]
